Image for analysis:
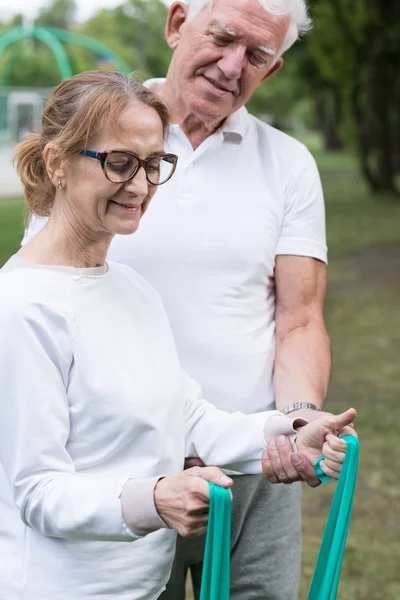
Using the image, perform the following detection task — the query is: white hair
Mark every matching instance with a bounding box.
[184,0,312,58]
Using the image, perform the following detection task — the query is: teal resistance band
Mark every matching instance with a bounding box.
[308,434,359,599]
[200,482,232,600]
[200,435,359,600]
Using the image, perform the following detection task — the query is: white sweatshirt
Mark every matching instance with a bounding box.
[0,258,300,600]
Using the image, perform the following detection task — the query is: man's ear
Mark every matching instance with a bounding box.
[43,143,65,188]
[262,57,284,83]
[165,1,189,49]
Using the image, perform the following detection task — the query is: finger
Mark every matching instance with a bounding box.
[264,437,293,483]
[319,460,341,480]
[179,519,208,538]
[322,440,345,464]
[180,500,212,537]
[322,457,342,474]
[275,435,302,482]
[290,454,321,488]
[194,466,233,487]
[187,504,210,516]
[325,435,347,453]
[261,450,279,483]
[187,524,208,537]
[339,425,358,439]
[189,513,209,527]
[327,408,357,434]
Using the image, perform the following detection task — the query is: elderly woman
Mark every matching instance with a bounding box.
[0,71,355,600]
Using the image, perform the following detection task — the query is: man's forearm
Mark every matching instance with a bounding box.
[273,321,331,414]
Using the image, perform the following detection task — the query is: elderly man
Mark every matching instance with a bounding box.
[24,0,335,597]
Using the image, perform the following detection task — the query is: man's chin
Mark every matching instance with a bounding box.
[190,93,232,125]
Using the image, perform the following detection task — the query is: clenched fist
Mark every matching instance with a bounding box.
[154,467,232,537]
[262,408,357,487]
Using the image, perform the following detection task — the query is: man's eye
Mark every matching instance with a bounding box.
[212,35,230,46]
[248,52,267,66]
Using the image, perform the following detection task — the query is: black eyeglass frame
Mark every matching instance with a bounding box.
[79,149,178,185]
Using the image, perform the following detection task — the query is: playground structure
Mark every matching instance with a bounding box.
[0,26,130,144]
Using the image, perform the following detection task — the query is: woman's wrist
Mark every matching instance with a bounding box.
[121,476,169,536]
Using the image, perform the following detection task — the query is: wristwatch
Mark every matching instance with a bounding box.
[281,402,322,415]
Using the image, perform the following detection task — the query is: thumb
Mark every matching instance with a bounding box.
[195,466,233,488]
[186,466,233,488]
[186,467,233,503]
[327,408,357,434]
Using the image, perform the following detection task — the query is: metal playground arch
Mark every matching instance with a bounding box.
[0,26,131,83]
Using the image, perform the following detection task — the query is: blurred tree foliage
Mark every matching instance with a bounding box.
[0,0,399,196]
[36,0,77,30]
[249,0,400,197]
[80,0,171,77]
[0,0,170,86]
[303,0,400,196]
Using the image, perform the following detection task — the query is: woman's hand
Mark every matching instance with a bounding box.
[262,408,357,487]
[154,467,232,537]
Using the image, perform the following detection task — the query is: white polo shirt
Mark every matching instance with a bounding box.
[24,80,327,415]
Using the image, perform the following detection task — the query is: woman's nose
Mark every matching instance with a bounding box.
[124,166,149,197]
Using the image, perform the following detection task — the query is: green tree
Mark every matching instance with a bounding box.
[36,0,77,30]
[306,0,400,198]
[81,0,171,77]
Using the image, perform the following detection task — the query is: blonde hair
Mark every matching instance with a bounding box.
[14,71,170,217]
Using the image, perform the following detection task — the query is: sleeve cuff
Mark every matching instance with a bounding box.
[120,476,169,537]
[263,413,309,452]
[275,240,328,264]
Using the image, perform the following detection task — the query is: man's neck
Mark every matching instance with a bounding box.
[160,78,225,150]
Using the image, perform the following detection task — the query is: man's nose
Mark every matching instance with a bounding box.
[217,45,247,80]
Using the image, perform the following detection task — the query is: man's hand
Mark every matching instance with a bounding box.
[154,467,232,537]
[284,407,331,422]
[262,408,357,487]
[261,409,332,486]
[295,407,357,467]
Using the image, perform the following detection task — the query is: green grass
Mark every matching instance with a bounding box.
[1,154,400,599]
[0,198,25,266]
[299,153,400,600]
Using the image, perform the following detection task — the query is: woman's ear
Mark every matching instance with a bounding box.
[43,143,65,188]
[165,1,189,49]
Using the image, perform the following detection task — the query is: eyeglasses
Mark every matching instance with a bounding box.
[79,149,178,185]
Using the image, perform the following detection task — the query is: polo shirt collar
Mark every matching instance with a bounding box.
[144,77,248,142]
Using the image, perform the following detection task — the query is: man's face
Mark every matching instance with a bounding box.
[168,0,289,123]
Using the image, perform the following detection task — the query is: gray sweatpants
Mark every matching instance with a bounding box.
[160,474,302,600]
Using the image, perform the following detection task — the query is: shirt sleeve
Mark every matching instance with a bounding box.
[0,287,157,542]
[183,374,304,474]
[275,145,327,264]
[20,214,47,246]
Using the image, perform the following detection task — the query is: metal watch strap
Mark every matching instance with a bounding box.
[281,402,322,415]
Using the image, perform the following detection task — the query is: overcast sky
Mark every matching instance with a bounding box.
[0,0,173,23]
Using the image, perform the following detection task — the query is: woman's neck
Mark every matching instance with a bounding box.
[18,206,112,269]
